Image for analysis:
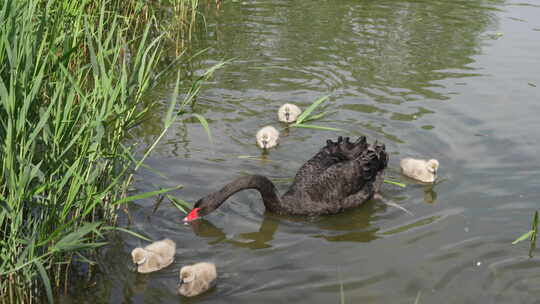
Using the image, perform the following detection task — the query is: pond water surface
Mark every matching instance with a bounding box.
[66,0,540,303]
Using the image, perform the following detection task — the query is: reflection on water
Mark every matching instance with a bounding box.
[191,216,279,249]
[64,0,540,302]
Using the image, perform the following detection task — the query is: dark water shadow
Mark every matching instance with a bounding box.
[188,199,384,247]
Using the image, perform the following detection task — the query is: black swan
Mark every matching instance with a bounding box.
[184,136,388,221]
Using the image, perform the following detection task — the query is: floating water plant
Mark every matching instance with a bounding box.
[168,194,193,214]
[512,210,538,257]
[291,95,343,131]
[384,179,407,188]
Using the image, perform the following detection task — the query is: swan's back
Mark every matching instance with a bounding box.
[281,136,388,215]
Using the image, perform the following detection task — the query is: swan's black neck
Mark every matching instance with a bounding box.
[196,175,282,215]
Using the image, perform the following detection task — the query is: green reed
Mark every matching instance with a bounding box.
[0,0,207,302]
[292,94,344,132]
[512,210,538,257]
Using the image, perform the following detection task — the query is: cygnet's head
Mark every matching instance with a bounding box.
[278,103,302,123]
[179,266,196,284]
[426,159,439,174]
[256,126,279,150]
[131,248,147,265]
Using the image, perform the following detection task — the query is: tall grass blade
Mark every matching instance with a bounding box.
[34,260,53,304]
[295,94,330,124]
[112,185,183,206]
[192,113,213,145]
[384,179,407,188]
[104,227,152,242]
[532,210,538,244]
[135,70,183,171]
[0,200,11,214]
[52,222,104,252]
[512,231,533,245]
[0,0,214,300]
[167,194,193,213]
[301,111,335,123]
[338,271,345,304]
[414,291,422,304]
[512,211,538,246]
[292,123,344,132]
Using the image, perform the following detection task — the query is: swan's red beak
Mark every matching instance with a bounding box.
[183,207,201,222]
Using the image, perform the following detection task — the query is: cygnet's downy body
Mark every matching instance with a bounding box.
[256,126,279,150]
[278,103,302,123]
[131,239,176,273]
[177,262,217,297]
[400,158,439,183]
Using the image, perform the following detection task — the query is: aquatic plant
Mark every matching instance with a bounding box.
[291,95,343,131]
[512,210,538,257]
[0,0,209,302]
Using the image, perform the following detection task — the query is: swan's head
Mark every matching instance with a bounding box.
[256,126,279,150]
[278,103,302,123]
[131,248,147,265]
[426,159,439,175]
[183,207,201,222]
[178,265,198,296]
[179,266,196,284]
[183,195,215,222]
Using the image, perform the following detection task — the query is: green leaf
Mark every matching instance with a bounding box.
[74,252,97,265]
[34,260,53,304]
[111,185,183,206]
[531,210,538,244]
[384,179,407,188]
[167,194,192,213]
[0,199,12,215]
[192,113,213,145]
[512,230,533,244]
[296,94,330,124]
[165,70,181,128]
[104,226,152,242]
[292,123,344,132]
[52,222,104,252]
[513,211,539,245]
[238,155,256,159]
[338,272,345,304]
[414,291,422,304]
[301,111,335,123]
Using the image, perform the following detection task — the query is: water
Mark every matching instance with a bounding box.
[65,0,540,303]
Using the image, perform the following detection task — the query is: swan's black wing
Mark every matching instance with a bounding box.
[290,136,370,185]
[282,137,388,215]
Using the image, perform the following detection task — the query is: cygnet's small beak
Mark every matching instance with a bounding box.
[285,112,290,121]
[262,140,268,149]
[178,279,184,288]
[129,262,138,272]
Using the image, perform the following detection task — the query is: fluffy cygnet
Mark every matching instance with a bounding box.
[400,158,439,183]
[178,262,217,297]
[278,103,302,123]
[256,126,279,150]
[131,239,176,273]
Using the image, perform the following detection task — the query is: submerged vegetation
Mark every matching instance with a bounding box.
[0,0,212,302]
